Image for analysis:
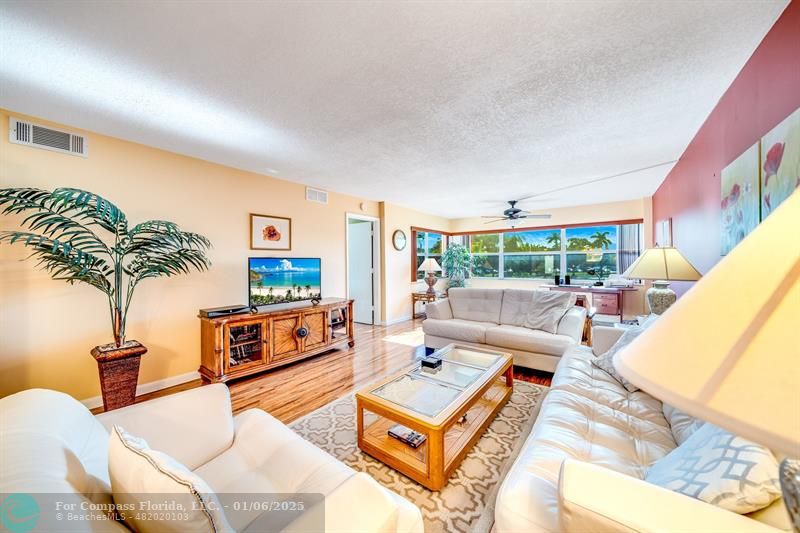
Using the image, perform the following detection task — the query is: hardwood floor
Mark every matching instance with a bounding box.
[125,318,553,423]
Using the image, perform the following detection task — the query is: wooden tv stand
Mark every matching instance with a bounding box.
[198,298,354,383]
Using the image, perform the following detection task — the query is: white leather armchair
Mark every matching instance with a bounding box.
[1,385,423,533]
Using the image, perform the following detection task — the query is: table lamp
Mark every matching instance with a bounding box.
[616,190,800,529]
[622,246,702,314]
[418,258,442,295]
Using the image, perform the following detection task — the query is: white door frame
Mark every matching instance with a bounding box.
[345,213,381,325]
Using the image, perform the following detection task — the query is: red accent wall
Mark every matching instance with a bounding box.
[652,1,800,295]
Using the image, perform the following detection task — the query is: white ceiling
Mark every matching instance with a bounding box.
[0,1,788,218]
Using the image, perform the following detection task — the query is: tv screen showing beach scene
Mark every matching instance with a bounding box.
[249,258,321,306]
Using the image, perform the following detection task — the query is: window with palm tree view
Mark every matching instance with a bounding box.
[466,223,640,281]
[416,231,443,280]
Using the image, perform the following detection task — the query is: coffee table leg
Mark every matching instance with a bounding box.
[356,399,364,445]
[504,364,514,387]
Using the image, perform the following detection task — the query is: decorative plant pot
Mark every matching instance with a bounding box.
[91,340,147,411]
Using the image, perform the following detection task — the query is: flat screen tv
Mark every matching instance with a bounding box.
[249,257,321,306]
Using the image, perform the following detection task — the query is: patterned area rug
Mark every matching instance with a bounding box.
[290,381,548,533]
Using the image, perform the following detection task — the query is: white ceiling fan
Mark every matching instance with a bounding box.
[481,200,552,228]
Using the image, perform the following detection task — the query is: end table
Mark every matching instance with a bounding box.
[412,291,446,318]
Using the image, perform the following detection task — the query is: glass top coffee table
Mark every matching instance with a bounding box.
[355,344,513,490]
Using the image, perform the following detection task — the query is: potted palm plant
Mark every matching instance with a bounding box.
[0,187,212,410]
[440,243,473,292]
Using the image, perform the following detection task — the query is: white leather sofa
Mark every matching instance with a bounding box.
[494,326,790,533]
[422,288,587,371]
[0,384,423,532]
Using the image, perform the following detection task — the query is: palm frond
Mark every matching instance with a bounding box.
[128,249,211,281]
[0,188,111,254]
[1,187,211,344]
[47,187,127,234]
[0,231,113,294]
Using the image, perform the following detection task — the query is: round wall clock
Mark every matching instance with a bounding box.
[392,229,407,251]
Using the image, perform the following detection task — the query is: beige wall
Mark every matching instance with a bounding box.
[0,108,657,402]
[0,110,379,401]
[379,202,450,324]
[450,198,653,318]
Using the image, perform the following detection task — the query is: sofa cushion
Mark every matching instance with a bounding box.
[523,291,577,334]
[447,288,503,323]
[485,325,575,356]
[646,424,781,514]
[499,289,537,326]
[422,318,495,344]
[495,348,676,533]
[551,346,668,426]
[196,409,354,531]
[591,326,647,392]
[109,425,232,533]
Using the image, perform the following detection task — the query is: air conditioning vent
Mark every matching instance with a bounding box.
[306,187,328,204]
[9,117,88,157]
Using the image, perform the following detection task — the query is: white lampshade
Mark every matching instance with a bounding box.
[418,258,442,273]
[622,246,702,281]
[616,190,800,456]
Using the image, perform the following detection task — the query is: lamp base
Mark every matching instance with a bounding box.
[646,281,676,315]
[780,458,800,532]
[425,273,437,295]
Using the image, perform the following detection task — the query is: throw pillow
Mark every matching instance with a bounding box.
[523,291,577,334]
[591,326,645,392]
[109,425,232,533]
[662,403,704,445]
[646,423,781,514]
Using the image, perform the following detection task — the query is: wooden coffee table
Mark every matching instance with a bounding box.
[355,344,513,490]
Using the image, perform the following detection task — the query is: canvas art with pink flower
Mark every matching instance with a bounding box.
[761,106,800,219]
[720,143,759,255]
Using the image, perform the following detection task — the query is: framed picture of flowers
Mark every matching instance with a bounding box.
[761,106,800,219]
[720,143,760,255]
[250,213,292,250]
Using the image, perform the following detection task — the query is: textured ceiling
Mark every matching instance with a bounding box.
[0,1,788,218]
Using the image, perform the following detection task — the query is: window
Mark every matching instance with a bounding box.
[415,230,443,280]
[565,225,618,281]
[470,234,500,277]
[466,223,641,281]
[502,230,561,279]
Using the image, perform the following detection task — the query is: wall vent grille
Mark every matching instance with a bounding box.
[306,187,328,204]
[9,117,88,157]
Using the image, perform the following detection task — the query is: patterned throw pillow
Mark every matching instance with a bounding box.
[523,291,577,334]
[591,326,645,392]
[662,403,705,445]
[646,424,781,514]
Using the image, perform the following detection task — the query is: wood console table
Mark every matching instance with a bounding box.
[199,298,354,383]
[542,284,639,321]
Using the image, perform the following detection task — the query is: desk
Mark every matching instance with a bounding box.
[542,284,638,321]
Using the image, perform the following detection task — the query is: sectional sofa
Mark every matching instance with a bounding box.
[422,287,587,371]
[495,325,789,532]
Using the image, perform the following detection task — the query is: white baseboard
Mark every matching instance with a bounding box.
[81,370,201,410]
[383,315,413,326]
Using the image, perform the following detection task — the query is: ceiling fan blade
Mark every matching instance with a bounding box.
[481,216,507,219]
[520,214,552,219]
[483,219,505,224]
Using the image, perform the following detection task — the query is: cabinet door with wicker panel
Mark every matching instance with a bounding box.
[271,313,302,361]
[301,309,328,351]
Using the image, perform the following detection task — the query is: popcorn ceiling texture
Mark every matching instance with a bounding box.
[0,0,788,217]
